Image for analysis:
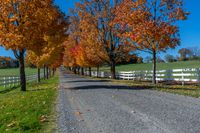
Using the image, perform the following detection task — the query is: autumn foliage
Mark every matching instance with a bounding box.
[112,0,188,83]
[0,0,189,90]
[0,0,68,91]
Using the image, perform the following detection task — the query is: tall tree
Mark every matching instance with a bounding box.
[0,0,65,91]
[113,0,189,84]
[71,0,134,79]
[27,8,68,78]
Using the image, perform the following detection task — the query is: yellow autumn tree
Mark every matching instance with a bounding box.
[0,0,65,91]
[27,8,68,80]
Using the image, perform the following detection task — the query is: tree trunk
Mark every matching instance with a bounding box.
[89,67,92,77]
[77,67,80,75]
[73,67,77,74]
[53,68,56,76]
[44,65,46,79]
[46,67,49,79]
[110,59,116,79]
[19,51,26,91]
[152,50,157,84]
[81,68,84,75]
[49,69,52,77]
[97,66,99,78]
[38,68,40,83]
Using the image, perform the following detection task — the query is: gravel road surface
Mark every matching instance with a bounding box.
[56,71,200,133]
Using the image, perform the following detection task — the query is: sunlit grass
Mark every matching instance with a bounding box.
[0,68,43,76]
[95,60,200,71]
[112,79,200,98]
[0,76,58,132]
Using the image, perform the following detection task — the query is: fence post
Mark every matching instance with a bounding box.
[181,70,184,86]
[9,77,11,88]
[4,77,6,88]
[134,71,135,81]
[12,76,15,87]
[156,70,159,84]
[197,68,200,85]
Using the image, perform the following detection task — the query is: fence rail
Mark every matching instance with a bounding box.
[0,73,44,88]
[83,68,200,85]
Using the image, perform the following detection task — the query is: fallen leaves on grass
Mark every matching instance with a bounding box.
[7,121,17,128]
[39,115,48,123]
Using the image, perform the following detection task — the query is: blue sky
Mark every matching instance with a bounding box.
[0,0,199,59]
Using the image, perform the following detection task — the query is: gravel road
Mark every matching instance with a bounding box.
[56,71,200,133]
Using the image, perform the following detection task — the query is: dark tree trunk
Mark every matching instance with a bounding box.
[38,68,40,83]
[77,67,80,75]
[44,65,46,79]
[89,67,92,77]
[81,68,84,75]
[110,59,116,79]
[49,69,52,77]
[97,66,99,78]
[18,51,26,91]
[152,50,157,84]
[53,68,56,76]
[46,67,49,79]
[73,67,77,74]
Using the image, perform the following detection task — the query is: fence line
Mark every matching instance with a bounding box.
[0,73,44,89]
[83,68,200,85]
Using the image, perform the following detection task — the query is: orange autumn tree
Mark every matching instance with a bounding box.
[71,0,134,79]
[63,8,107,76]
[77,11,107,76]
[27,8,68,80]
[113,0,189,84]
[63,15,80,73]
[27,45,64,80]
[0,0,58,91]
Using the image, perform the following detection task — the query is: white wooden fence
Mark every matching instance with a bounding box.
[0,73,44,89]
[84,68,200,85]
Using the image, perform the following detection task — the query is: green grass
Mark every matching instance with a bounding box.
[0,76,58,132]
[0,68,42,76]
[96,60,200,71]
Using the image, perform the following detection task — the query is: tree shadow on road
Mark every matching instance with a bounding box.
[64,84,152,90]
[66,80,110,83]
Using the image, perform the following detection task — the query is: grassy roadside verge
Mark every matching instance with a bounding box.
[112,80,200,98]
[89,76,200,98]
[0,76,58,132]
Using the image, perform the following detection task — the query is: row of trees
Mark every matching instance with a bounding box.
[163,47,200,63]
[0,56,18,68]
[144,47,200,63]
[0,0,189,91]
[0,0,68,91]
[63,0,188,84]
[178,47,200,61]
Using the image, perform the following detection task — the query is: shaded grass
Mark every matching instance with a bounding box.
[0,76,58,132]
[94,60,200,71]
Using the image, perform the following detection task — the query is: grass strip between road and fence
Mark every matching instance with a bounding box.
[0,75,58,132]
[88,77,200,98]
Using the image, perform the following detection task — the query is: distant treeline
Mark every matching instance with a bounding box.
[117,47,200,65]
[0,56,19,68]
